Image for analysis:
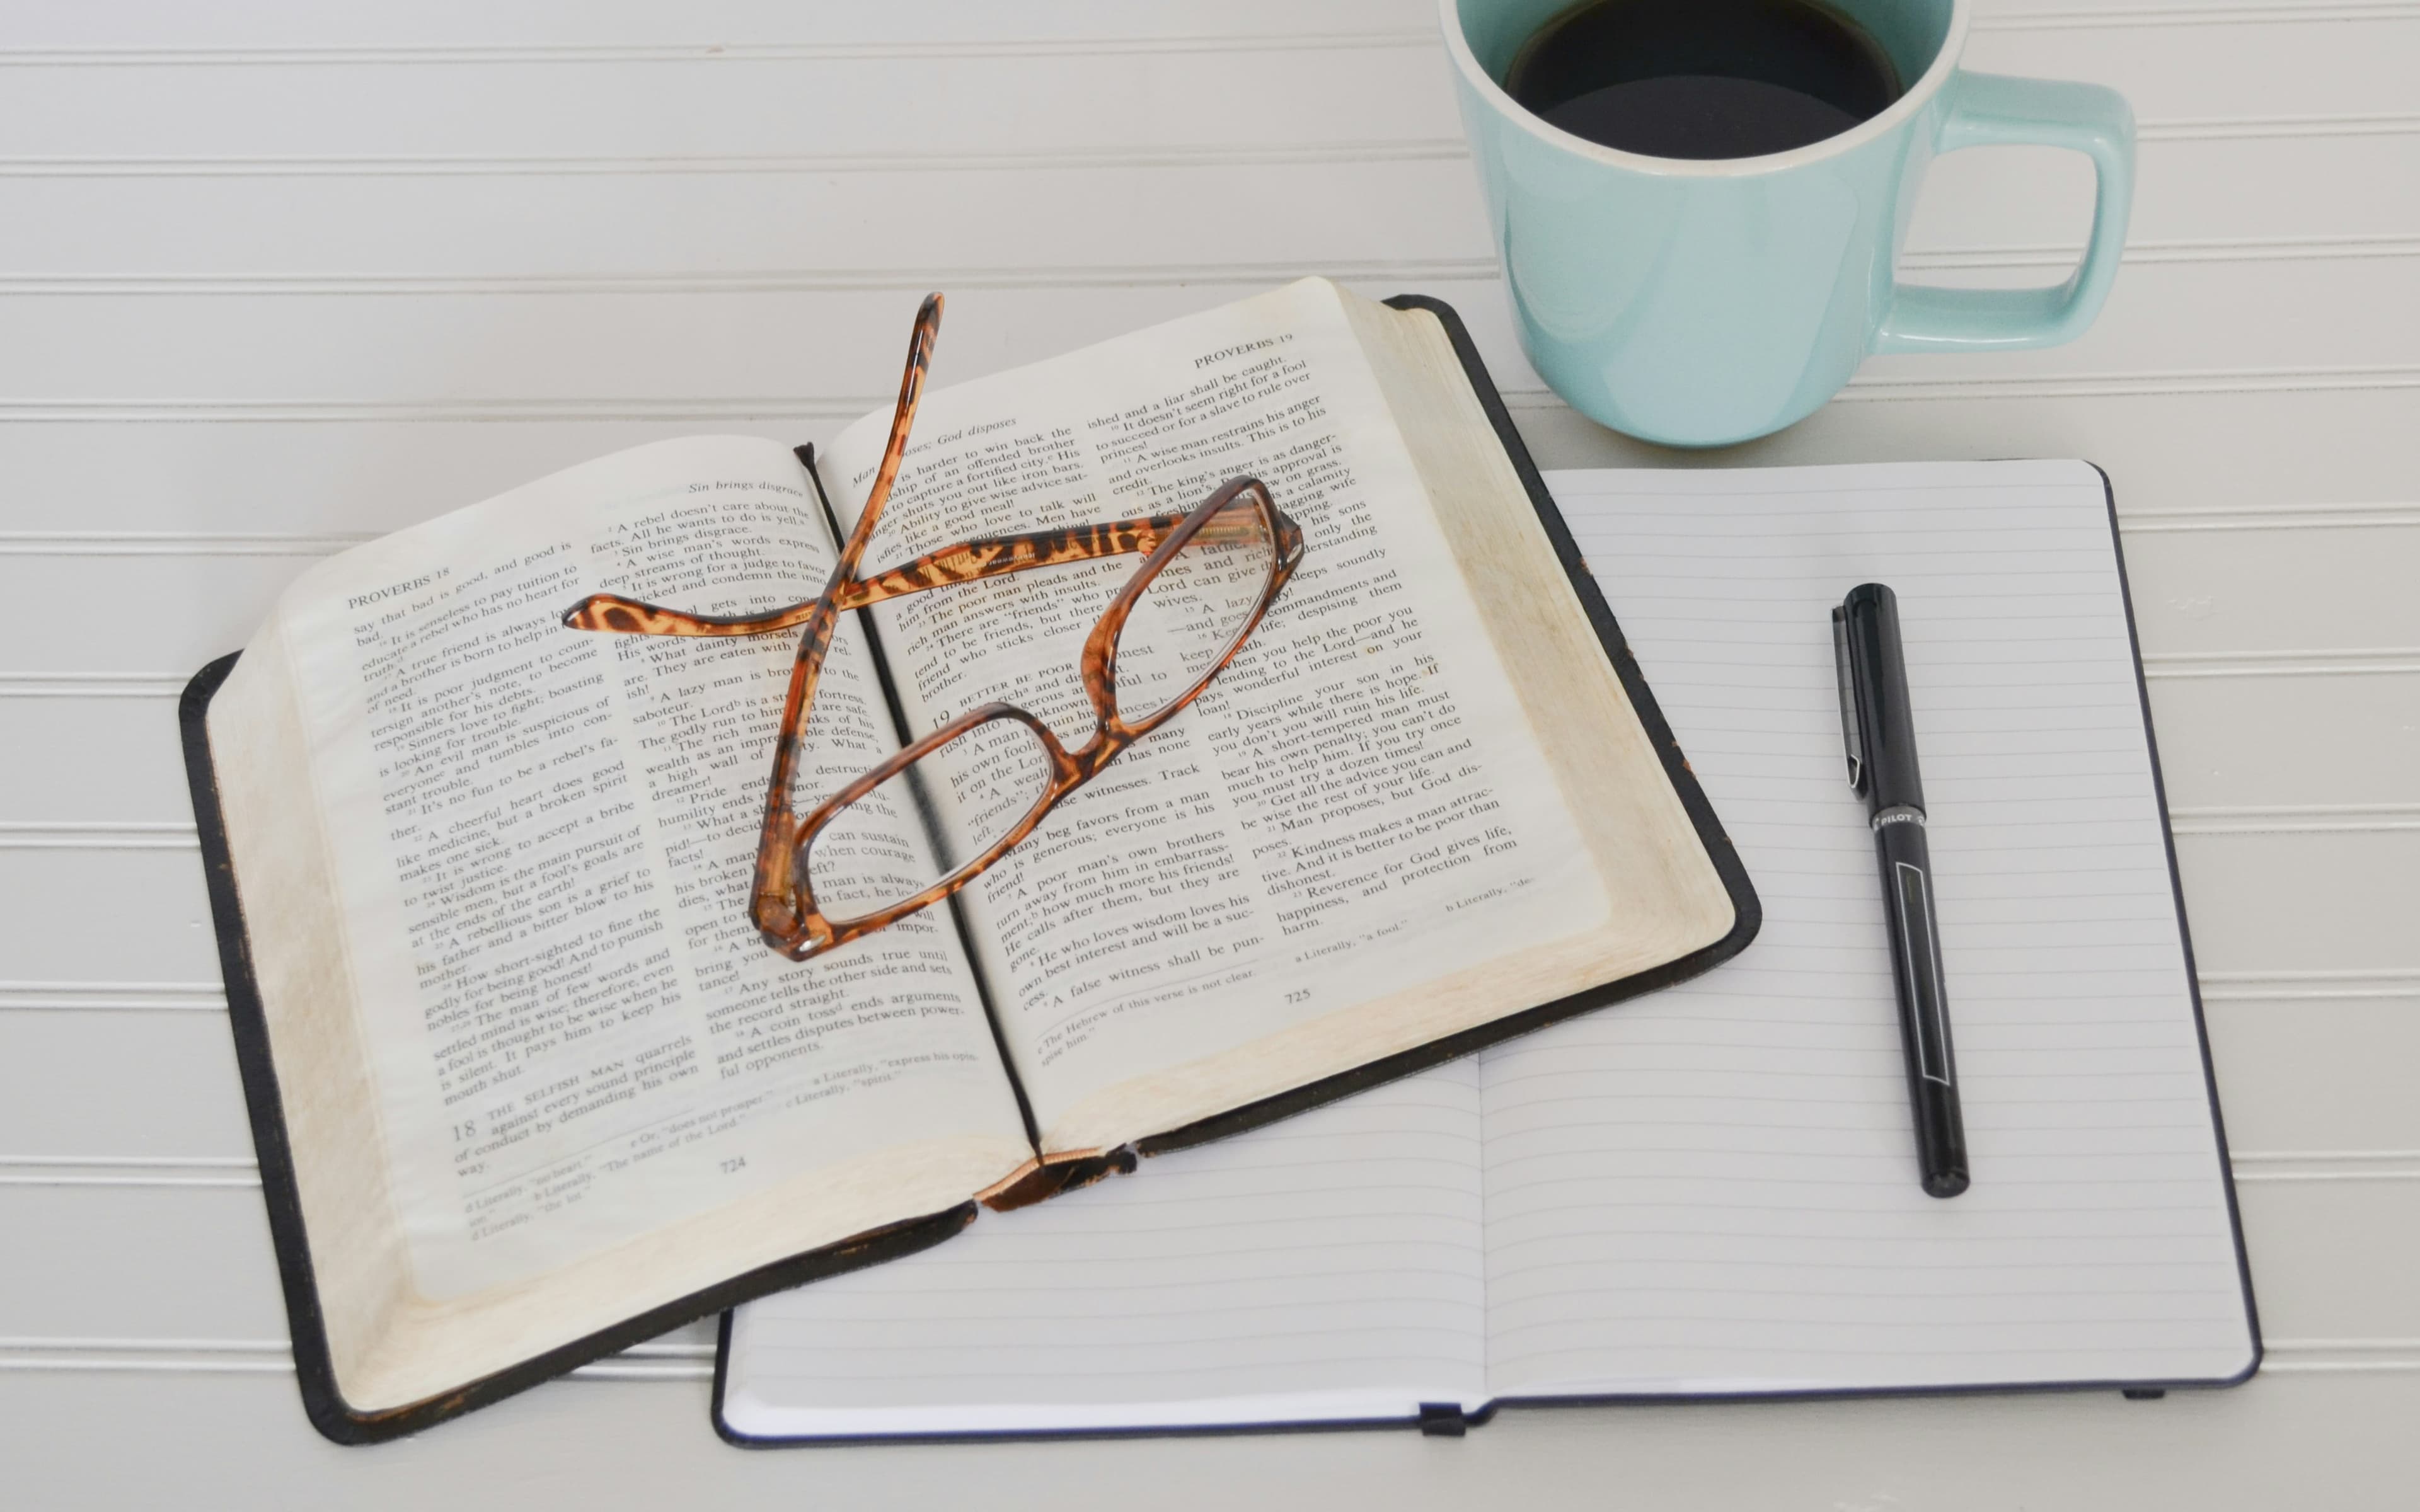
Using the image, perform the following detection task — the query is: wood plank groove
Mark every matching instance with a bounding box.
[0,673,188,697]
[0,258,2404,417]
[3,137,2406,281]
[2121,503,2420,532]
[0,387,2403,541]
[0,1158,258,1188]
[0,142,1479,178]
[0,823,198,850]
[2198,970,2420,1000]
[0,0,1440,55]
[0,369,2411,425]
[0,1334,716,1376]
[2229,1154,2420,1183]
[1977,3,2420,26]
[3,14,2417,163]
[0,532,375,555]
[8,112,2420,178]
[6,3,2417,66]
[2140,650,2420,678]
[0,33,1444,67]
[0,235,2412,299]
[0,983,227,1010]
[2164,806,2420,835]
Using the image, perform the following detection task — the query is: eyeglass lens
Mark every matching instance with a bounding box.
[1111,493,1279,727]
[804,713,1056,922]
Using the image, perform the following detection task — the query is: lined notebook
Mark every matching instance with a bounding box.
[716,460,2259,1442]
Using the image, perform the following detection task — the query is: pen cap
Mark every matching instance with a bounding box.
[1842,582,1927,813]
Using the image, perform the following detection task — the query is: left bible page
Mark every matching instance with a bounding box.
[207,437,1032,1407]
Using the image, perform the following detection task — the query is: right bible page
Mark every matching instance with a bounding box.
[1481,462,2256,1400]
[815,279,1613,1153]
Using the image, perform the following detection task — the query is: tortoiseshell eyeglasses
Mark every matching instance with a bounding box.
[563,294,1305,960]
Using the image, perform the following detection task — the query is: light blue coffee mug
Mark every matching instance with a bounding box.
[1440,0,2134,447]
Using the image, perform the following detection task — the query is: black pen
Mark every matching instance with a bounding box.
[1833,583,1969,1199]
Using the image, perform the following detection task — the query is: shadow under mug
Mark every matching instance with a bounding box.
[1440,0,2135,447]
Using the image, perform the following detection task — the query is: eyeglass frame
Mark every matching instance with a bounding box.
[563,294,1305,960]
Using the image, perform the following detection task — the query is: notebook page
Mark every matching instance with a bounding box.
[720,1063,1487,1438]
[1483,461,2255,1398]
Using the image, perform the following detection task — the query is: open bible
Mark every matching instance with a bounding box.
[180,280,1756,1441]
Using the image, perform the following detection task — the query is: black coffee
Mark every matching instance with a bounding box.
[1504,0,1902,160]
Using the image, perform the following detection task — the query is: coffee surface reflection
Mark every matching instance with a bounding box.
[1505,0,1903,160]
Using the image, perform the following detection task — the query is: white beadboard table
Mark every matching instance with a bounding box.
[3,1,2414,1506]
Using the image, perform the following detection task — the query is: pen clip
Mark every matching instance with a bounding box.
[1831,605,1865,796]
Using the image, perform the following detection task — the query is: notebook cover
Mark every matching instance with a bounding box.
[711,291,1765,1446]
[180,654,988,1445]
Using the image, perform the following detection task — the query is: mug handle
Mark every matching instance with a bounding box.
[1874,72,2135,354]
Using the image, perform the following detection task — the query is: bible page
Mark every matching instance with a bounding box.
[245,436,1030,1303]
[1480,463,2256,1398]
[813,278,1610,1153]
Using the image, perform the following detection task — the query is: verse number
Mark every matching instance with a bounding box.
[450,1120,476,1142]
[1284,989,1313,1005]
[720,1157,748,1176]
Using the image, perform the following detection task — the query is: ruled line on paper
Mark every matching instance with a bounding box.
[723,1065,1491,1424]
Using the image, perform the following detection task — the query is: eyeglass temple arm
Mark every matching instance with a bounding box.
[558,510,1259,636]
[752,292,942,945]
